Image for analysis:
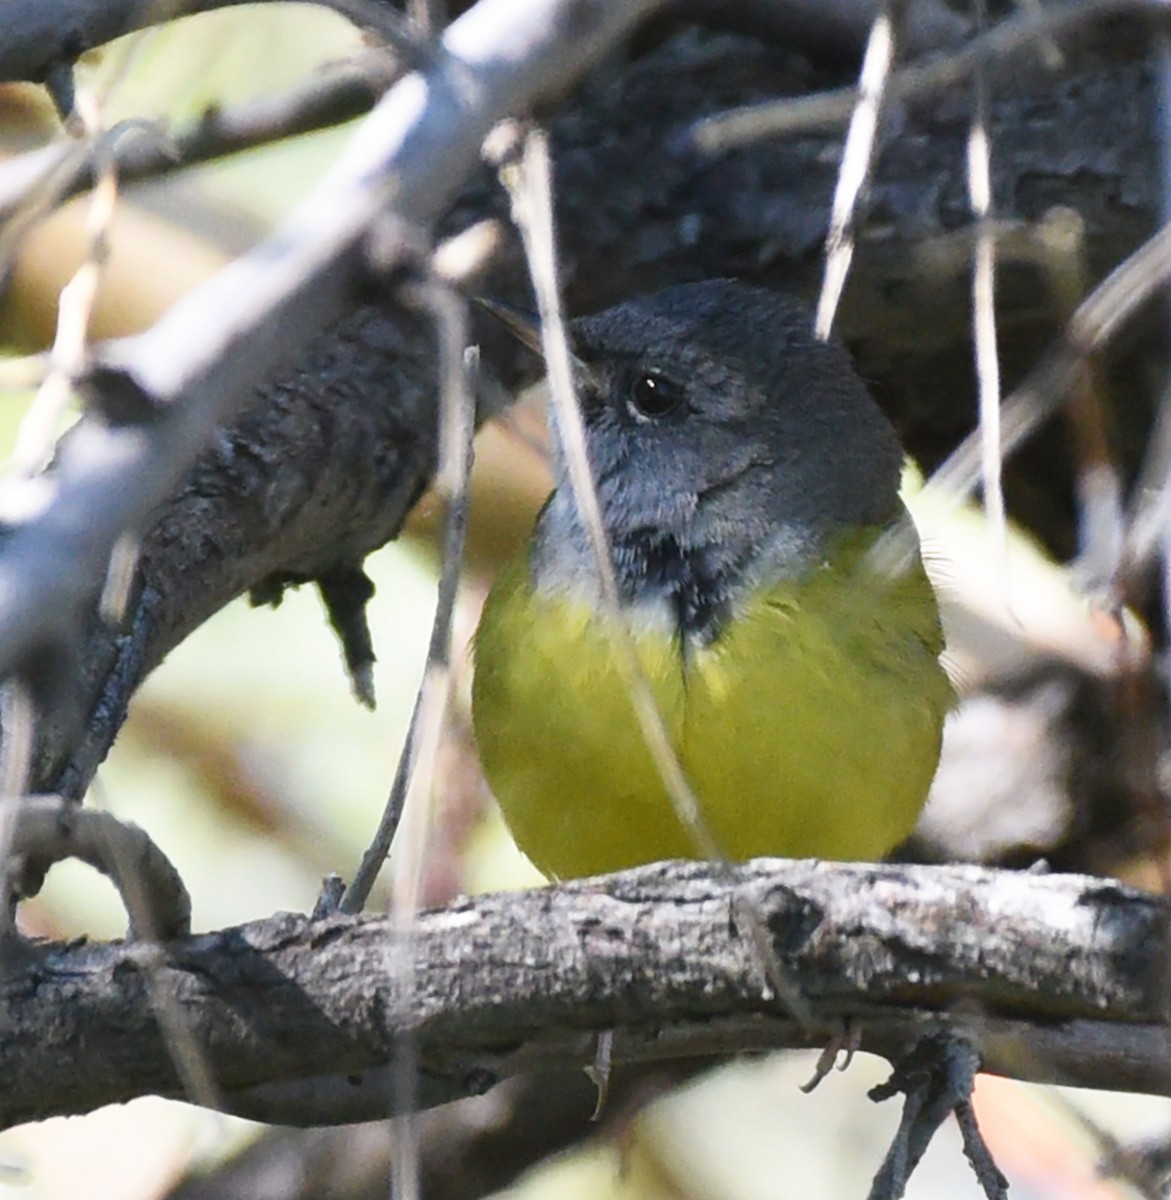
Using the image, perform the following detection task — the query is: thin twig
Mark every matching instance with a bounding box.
[0,682,36,937]
[0,80,121,940]
[0,55,396,230]
[1032,208,1127,600]
[81,777,224,1116]
[929,218,1171,511]
[690,0,1156,152]
[3,98,112,486]
[341,287,474,916]
[355,282,473,1200]
[869,214,1171,579]
[502,126,723,867]
[815,0,900,338]
[408,0,447,37]
[966,0,1007,574]
[341,278,474,1200]
[1122,381,1171,576]
[1156,36,1171,760]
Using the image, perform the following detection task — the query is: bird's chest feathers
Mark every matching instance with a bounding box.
[471,535,950,876]
[475,546,933,755]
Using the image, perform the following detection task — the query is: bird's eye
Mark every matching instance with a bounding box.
[627,371,683,421]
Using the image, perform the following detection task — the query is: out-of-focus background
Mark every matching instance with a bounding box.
[1,6,1170,1199]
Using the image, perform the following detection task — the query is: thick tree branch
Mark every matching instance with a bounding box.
[0,0,665,783]
[1,859,1167,1129]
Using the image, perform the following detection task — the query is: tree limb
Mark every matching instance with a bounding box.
[1,859,1167,1129]
[0,0,666,785]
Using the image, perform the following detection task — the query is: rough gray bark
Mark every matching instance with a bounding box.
[1,860,1167,1129]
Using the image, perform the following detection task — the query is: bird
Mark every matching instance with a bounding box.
[471,279,952,881]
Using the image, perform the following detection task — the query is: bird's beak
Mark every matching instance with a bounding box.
[475,296,545,355]
[475,296,598,390]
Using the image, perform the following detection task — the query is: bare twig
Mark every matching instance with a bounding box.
[1032,209,1127,600]
[502,125,726,867]
[689,0,1157,151]
[2,91,114,489]
[347,281,473,1200]
[815,0,900,338]
[966,0,1007,567]
[927,217,1171,513]
[872,217,1171,580]
[500,128,818,1028]
[0,53,400,230]
[342,289,473,914]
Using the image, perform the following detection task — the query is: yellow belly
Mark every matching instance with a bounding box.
[472,541,952,880]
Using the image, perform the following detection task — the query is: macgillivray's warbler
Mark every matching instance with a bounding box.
[472,279,953,880]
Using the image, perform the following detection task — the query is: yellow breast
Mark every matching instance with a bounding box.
[472,536,952,880]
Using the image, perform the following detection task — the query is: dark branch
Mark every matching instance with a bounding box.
[0,53,399,227]
[0,0,666,785]
[2,859,1167,1129]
